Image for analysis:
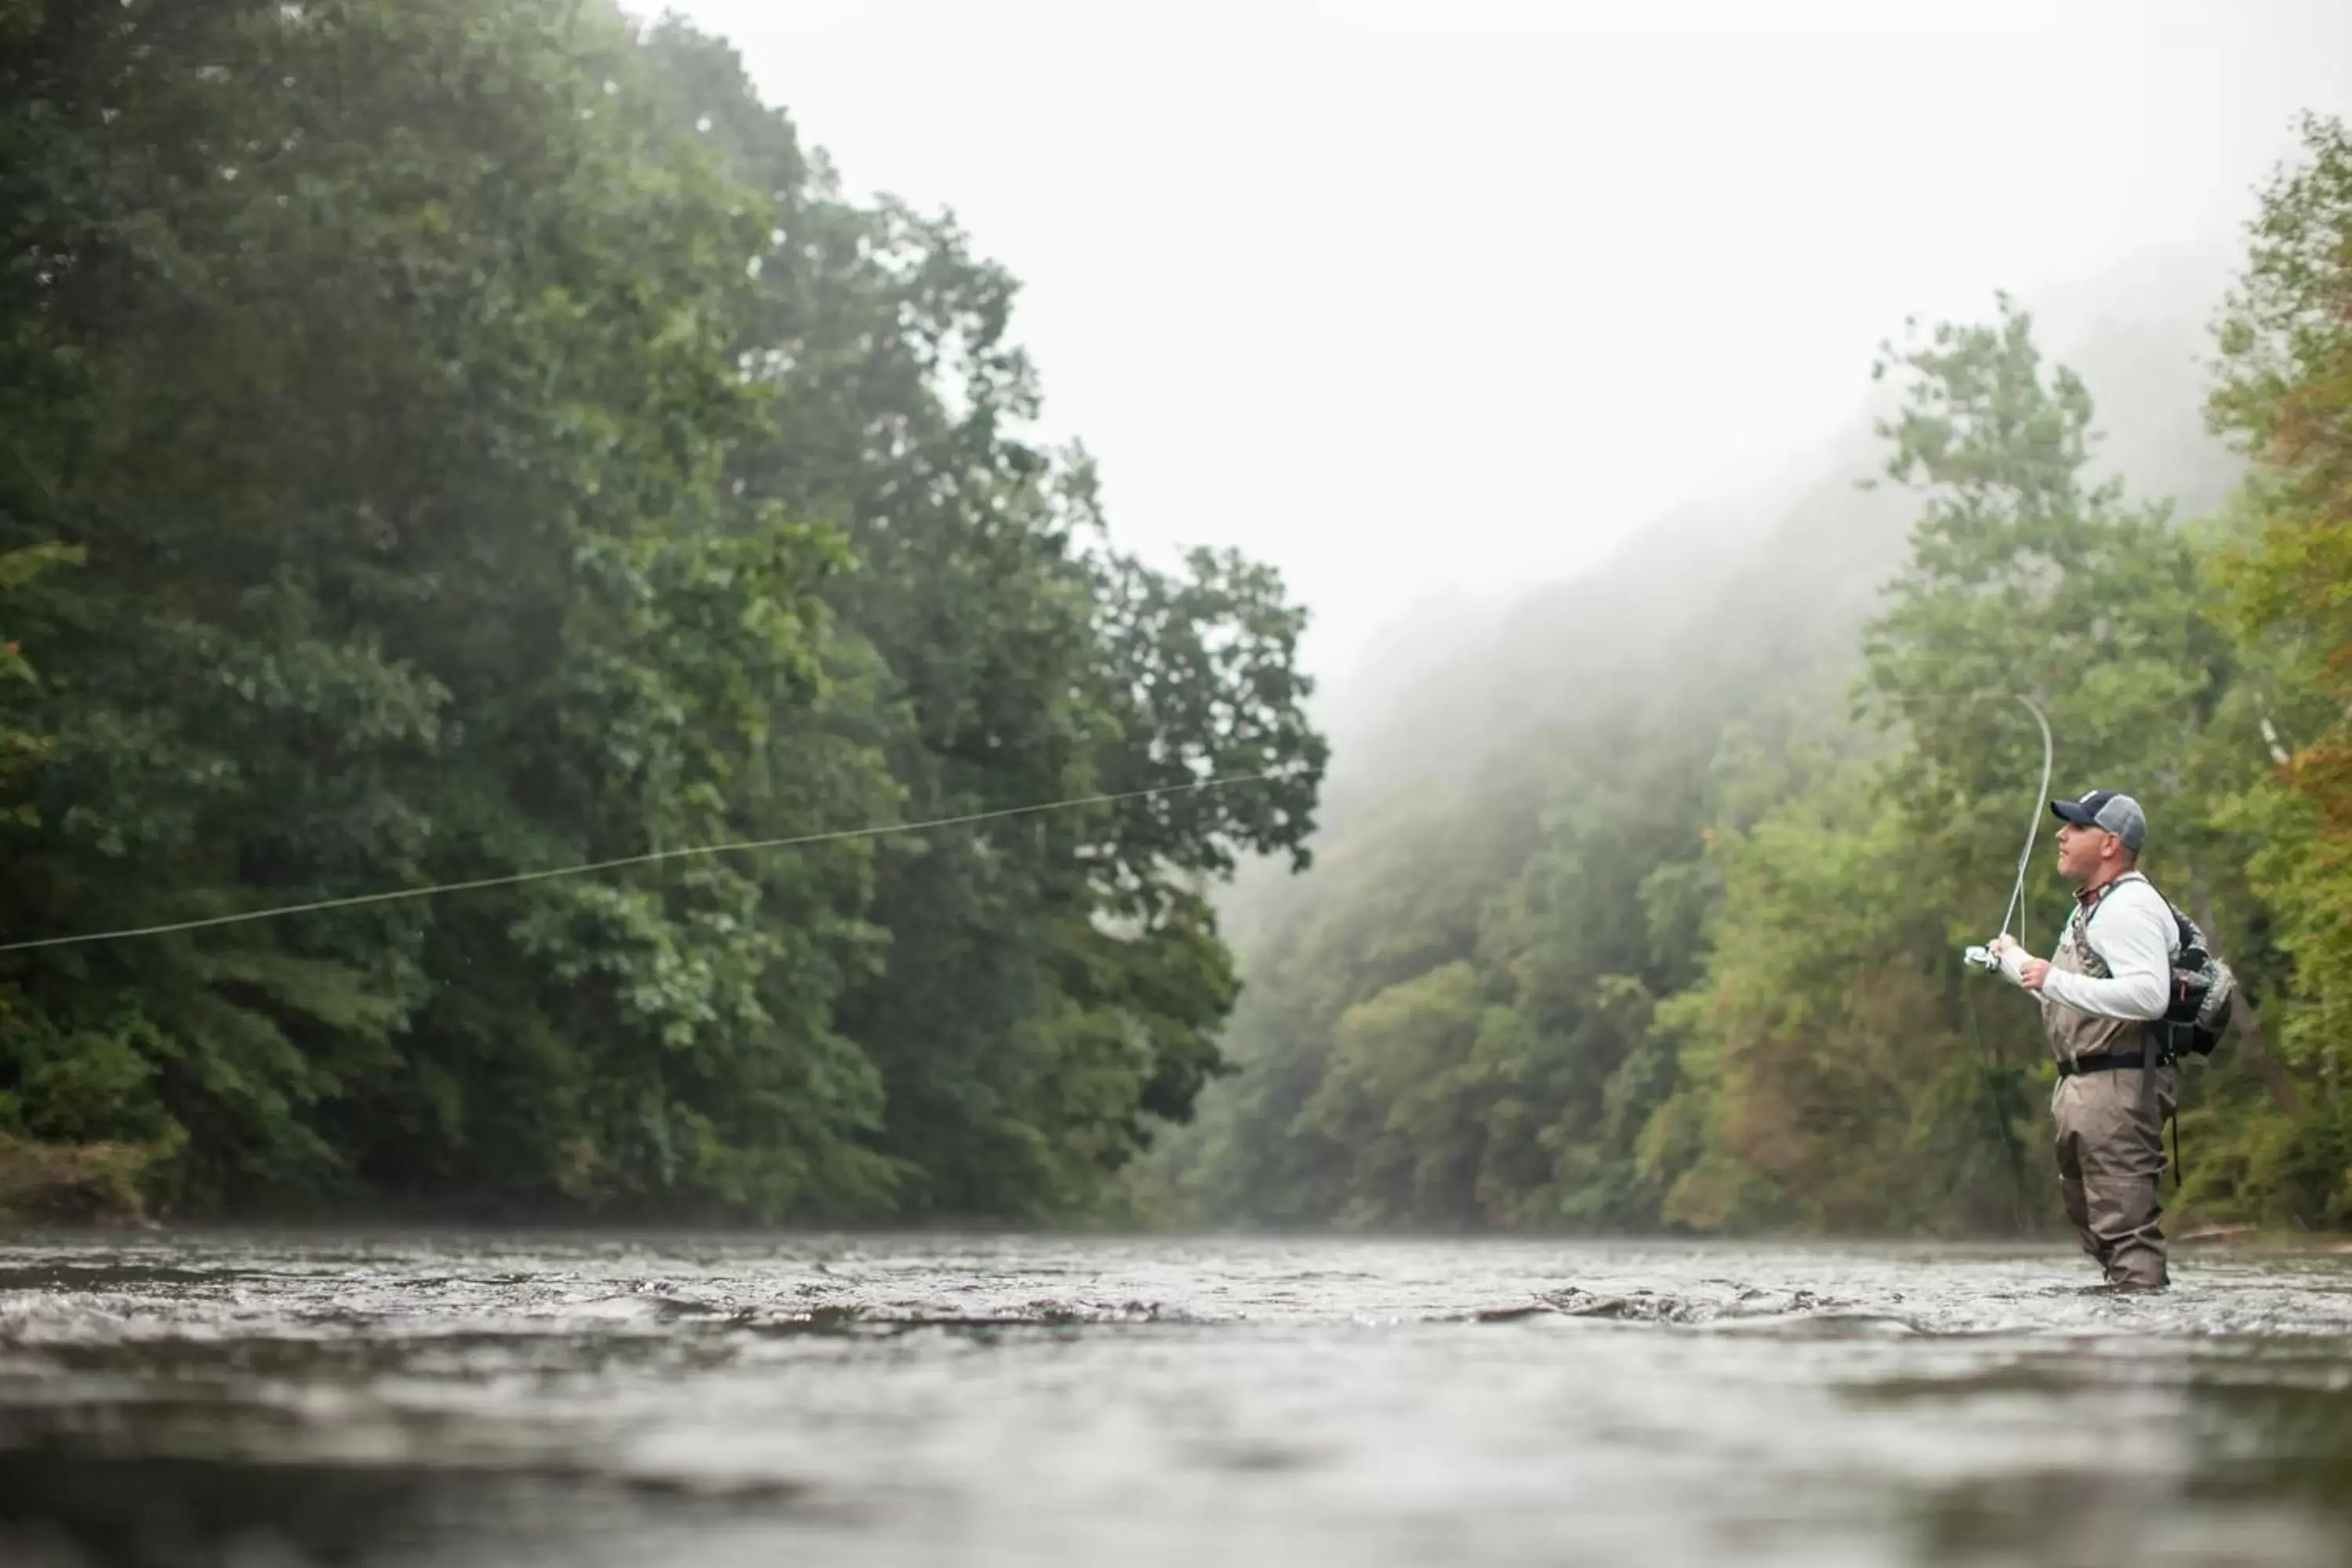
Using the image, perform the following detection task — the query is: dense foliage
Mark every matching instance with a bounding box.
[8,2,2343,1240]
[1157,116,2352,1237]
[0,0,1323,1221]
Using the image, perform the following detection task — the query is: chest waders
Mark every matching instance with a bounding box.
[2043,874,2178,1289]
[2055,874,2178,1186]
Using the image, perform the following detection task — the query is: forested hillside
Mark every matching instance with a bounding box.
[8,4,2347,1240]
[1154,118,2352,1236]
[0,1,1324,1221]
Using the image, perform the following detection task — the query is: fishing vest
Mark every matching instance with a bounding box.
[2040,872,2170,1069]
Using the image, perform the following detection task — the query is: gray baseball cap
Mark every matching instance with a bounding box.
[2050,788,2147,852]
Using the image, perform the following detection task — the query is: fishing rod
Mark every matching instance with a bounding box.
[1964,693,2053,973]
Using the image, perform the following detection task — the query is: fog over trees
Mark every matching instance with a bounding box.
[5,5,2351,1236]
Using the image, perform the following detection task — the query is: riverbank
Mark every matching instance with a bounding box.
[0,1138,154,1228]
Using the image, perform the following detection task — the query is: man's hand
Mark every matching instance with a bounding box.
[1987,935,2052,991]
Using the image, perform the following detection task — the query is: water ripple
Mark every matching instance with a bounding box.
[0,1233,2348,1566]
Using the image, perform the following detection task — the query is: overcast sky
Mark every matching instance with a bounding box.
[643,0,2352,688]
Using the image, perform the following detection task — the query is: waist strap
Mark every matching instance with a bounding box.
[2058,1052,2150,1077]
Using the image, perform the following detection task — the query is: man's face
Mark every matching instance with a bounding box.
[2054,819,2117,885]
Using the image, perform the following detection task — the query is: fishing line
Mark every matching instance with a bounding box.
[1959,691,2053,1225]
[0,768,1305,955]
[1962,976,2031,1229]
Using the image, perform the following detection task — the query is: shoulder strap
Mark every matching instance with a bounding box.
[2066,872,2151,975]
[2072,873,2150,930]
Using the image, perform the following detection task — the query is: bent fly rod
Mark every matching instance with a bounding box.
[1964,694,2054,973]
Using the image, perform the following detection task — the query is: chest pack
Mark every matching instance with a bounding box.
[2066,874,2238,1061]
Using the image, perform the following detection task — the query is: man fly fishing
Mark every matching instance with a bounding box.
[1987,789,2179,1292]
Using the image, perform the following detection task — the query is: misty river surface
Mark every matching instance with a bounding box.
[2,1235,2351,1566]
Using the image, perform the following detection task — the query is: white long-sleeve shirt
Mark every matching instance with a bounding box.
[2016,874,2179,1021]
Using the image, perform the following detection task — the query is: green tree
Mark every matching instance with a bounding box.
[2205,112,2352,1221]
[0,542,78,824]
[637,21,1326,1217]
[0,0,1323,1222]
[1656,295,2281,1236]
[1,0,905,1213]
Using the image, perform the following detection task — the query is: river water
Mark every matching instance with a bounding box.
[2,1232,2350,1567]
